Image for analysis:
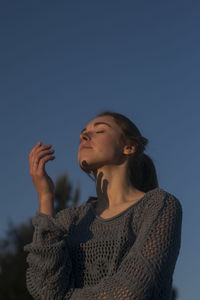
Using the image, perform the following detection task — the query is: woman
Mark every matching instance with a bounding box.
[24,111,182,300]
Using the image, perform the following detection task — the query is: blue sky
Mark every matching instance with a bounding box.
[0,1,199,299]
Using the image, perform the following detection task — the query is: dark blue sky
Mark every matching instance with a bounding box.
[0,1,199,299]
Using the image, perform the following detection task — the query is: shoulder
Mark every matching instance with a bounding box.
[136,188,182,241]
[158,188,182,212]
[143,187,182,219]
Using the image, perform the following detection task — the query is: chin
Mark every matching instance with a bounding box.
[79,158,103,173]
[79,162,95,173]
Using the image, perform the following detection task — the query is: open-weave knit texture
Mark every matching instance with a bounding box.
[24,187,182,300]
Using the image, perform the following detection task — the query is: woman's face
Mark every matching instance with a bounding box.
[78,115,125,172]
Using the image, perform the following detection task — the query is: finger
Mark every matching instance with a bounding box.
[37,155,56,172]
[31,155,55,175]
[29,144,53,165]
[35,144,53,154]
[32,151,55,172]
[34,149,55,162]
[31,141,43,153]
[29,141,43,164]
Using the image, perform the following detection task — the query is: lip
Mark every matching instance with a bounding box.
[80,145,93,150]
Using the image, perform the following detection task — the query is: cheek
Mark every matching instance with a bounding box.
[99,134,115,145]
[98,137,121,156]
[95,136,113,149]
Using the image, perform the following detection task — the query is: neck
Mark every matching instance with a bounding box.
[93,162,145,210]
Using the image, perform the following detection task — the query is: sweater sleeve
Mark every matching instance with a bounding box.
[24,209,75,300]
[69,192,182,300]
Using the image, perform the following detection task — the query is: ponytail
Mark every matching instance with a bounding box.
[127,152,158,192]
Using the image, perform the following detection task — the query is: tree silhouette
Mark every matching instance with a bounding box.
[172,286,178,300]
[54,173,80,213]
[0,219,33,300]
[0,174,80,300]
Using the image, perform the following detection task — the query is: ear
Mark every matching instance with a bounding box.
[123,144,136,155]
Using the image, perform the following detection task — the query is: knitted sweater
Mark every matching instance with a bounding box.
[24,187,182,300]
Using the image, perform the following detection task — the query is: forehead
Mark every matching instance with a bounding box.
[87,115,116,127]
[81,115,121,133]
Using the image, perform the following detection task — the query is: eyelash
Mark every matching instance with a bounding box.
[79,130,104,142]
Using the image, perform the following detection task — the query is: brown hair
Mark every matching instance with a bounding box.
[97,111,159,192]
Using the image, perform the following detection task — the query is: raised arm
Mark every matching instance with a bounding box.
[25,141,78,299]
[69,192,182,300]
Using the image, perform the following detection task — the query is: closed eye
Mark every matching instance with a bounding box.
[96,131,104,133]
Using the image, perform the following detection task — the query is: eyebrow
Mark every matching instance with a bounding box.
[81,122,112,134]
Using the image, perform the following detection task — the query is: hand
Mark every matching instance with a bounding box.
[28,141,55,214]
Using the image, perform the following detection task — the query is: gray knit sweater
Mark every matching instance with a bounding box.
[24,187,182,300]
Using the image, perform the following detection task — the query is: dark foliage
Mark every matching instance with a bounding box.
[0,219,33,300]
[172,286,178,300]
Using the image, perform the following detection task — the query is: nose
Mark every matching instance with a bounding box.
[80,132,90,142]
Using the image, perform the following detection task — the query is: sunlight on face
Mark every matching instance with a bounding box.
[78,116,124,172]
